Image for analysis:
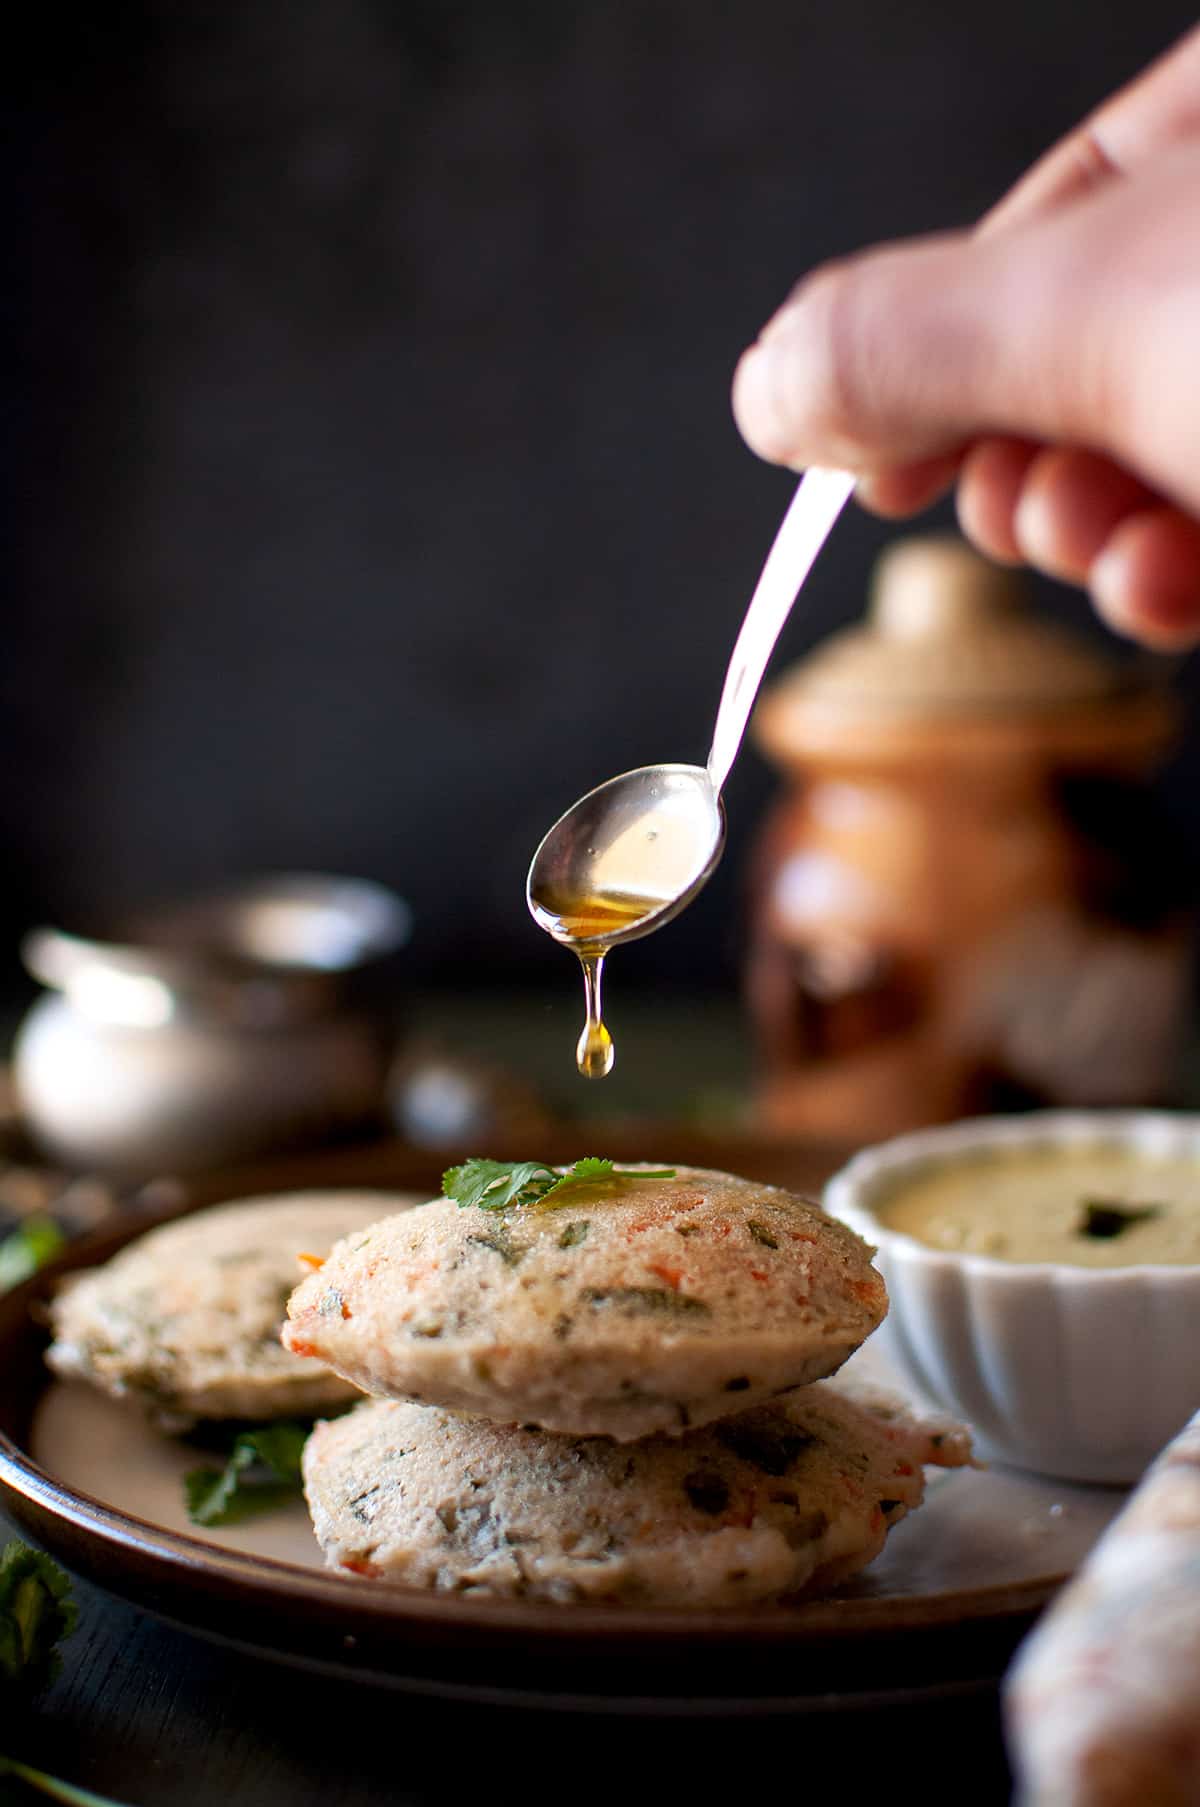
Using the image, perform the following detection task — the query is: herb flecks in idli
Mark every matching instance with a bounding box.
[47,1192,425,1426]
[283,1164,887,1440]
[303,1376,971,1606]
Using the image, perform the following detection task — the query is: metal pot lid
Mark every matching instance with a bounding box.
[20,874,412,1029]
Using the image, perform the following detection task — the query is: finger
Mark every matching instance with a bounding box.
[732,145,1200,514]
[957,439,1042,563]
[731,233,990,472]
[1012,447,1159,582]
[982,23,1200,232]
[1091,507,1200,649]
[732,226,1061,473]
[771,29,1200,537]
[855,451,964,519]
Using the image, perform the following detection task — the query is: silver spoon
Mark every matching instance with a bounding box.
[526,466,855,1076]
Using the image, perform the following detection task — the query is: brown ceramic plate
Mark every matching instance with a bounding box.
[0,1164,1126,1714]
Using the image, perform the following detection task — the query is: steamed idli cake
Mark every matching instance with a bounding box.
[303,1378,972,1605]
[47,1192,425,1425]
[282,1165,887,1439]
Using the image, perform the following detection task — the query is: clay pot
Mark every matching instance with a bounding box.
[747,535,1190,1139]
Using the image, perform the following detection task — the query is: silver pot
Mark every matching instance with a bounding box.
[13,874,411,1175]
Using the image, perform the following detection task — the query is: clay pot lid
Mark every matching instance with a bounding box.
[755,534,1171,767]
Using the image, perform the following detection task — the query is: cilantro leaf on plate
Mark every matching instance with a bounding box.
[0,1219,66,1294]
[183,1422,309,1528]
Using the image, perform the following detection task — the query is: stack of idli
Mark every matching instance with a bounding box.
[285,1165,973,1607]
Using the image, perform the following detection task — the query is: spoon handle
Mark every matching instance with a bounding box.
[706,467,854,795]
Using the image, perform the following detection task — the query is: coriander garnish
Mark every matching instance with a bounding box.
[0,1541,77,1689]
[0,1541,131,1805]
[0,1217,65,1293]
[442,1157,675,1214]
[183,1422,309,1527]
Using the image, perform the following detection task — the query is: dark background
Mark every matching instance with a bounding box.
[7,1,1200,1003]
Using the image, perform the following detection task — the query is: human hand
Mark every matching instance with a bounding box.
[733,25,1200,649]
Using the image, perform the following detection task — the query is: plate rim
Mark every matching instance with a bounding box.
[0,1197,1077,1702]
[0,1420,1066,1644]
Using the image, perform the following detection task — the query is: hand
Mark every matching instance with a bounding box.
[733,26,1200,649]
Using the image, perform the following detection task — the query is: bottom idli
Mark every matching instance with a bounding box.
[303,1376,972,1607]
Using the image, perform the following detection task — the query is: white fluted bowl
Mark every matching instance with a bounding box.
[824,1112,1200,1484]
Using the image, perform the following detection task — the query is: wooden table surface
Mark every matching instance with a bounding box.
[4,1125,1022,1805]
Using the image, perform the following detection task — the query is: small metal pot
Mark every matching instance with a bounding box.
[13,874,411,1175]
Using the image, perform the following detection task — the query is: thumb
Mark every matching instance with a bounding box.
[732,145,1200,516]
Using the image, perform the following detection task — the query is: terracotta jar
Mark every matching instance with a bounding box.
[746,535,1191,1139]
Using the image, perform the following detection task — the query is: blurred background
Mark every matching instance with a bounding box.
[6,1,1200,1164]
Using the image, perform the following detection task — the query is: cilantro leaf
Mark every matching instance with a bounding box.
[0,1545,130,1805]
[0,1543,77,1690]
[0,1220,66,1294]
[566,1157,619,1182]
[440,1159,561,1213]
[442,1158,676,1213]
[183,1423,309,1528]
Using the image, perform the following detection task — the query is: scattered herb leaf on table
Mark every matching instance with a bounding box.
[0,1540,128,1805]
[0,1543,76,1689]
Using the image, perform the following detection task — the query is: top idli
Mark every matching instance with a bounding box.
[283,1164,887,1440]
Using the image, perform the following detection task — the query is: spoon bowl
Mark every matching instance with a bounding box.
[526,763,725,951]
[526,467,853,1076]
